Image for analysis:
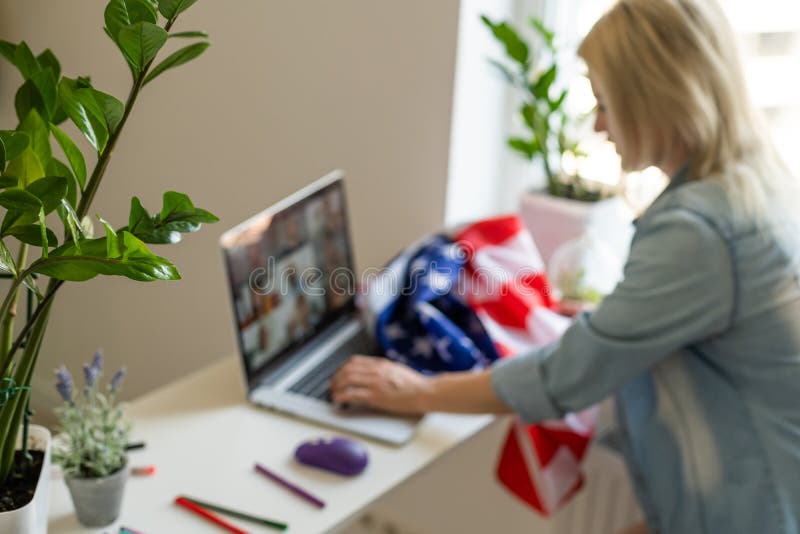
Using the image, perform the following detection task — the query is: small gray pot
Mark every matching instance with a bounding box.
[64,461,128,527]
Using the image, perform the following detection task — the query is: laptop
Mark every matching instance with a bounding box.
[220,170,420,445]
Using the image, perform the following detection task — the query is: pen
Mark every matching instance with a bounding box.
[254,462,326,508]
[174,496,249,534]
[130,465,156,476]
[181,495,288,531]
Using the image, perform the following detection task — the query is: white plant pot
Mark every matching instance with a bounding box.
[519,191,635,266]
[0,424,52,534]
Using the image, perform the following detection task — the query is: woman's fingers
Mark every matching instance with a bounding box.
[331,355,380,384]
[330,355,431,414]
[330,370,379,392]
[332,386,374,405]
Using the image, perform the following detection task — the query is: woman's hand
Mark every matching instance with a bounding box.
[330,355,432,415]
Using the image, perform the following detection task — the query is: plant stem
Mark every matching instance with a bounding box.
[1,278,62,378]
[0,280,25,359]
[0,299,51,479]
[0,245,28,371]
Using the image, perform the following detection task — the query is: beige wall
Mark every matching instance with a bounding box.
[0,0,460,421]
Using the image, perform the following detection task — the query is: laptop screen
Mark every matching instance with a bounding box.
[221,174,356,379]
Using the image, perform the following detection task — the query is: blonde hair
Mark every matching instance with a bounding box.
[578,0,799,242]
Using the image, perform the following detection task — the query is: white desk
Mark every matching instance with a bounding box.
[48,356,496,533]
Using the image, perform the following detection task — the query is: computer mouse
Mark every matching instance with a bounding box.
[294,436,368,476]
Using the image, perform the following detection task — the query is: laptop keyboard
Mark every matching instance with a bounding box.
[287,329,377,402]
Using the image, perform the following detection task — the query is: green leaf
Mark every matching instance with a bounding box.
[105,0,131,44]
[46,159,78,208]
[532,65,557,100]
[58,199,84,253]
[508,138,537,159]
[29,68,58,120]
[160,191,217,222]
[481,16,529,67]
[159,191,193,220]
[170,31,208,39]
[27,176,68,214]
[51,125,87,189]
[14,80,46,124]
[0,132,29,161]
[105,0,158,45]
[125,193,217,244]
[0,209,35,236]
[530,18,555,48]
[0,240,16,276]
[0,189,42,212]
[50,104,68,126]
[521,103,536,129]
[134,226,180,244]
[6,224,58,248]
[89,90,125,134]
[33,231,181,282]
[117,22,168,76]
[35,49,61,80]
[143,42,209,85]
[549,89,568,112]
[0,137,4,173]
[126,196,174,243]
[98,217,121,258]
[128,196,152,234]
[158,191,218,231]
[4,148,45,188]
[158,0,199,21]
[58,79,109,153]
[126,0,159,24]
[0,40,16,66]
[13,42,39,80]
[19,109,52,166]
[21,275,43,301]
[0,177,17,189]
[487,59,517,86]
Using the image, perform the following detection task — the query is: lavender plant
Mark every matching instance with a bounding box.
[53,351,130,478]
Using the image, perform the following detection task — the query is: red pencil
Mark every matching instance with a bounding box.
[174,497,249,534]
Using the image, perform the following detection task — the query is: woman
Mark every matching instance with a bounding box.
[331,1,800,532]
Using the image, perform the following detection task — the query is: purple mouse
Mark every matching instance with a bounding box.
[294,436,368,476]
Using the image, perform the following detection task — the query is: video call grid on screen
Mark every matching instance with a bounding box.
[224,182,355,373]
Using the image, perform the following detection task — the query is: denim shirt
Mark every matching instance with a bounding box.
[491,169,800,533]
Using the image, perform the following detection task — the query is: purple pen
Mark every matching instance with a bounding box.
[254,463,326,508]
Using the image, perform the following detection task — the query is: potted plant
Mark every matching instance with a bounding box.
[0,0,216,529]
[481,16,632,263]
[53,351,130,527]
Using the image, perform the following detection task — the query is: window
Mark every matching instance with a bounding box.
[446,0,800,225]
[724,0,800,174]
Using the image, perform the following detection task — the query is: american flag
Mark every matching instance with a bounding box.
[363,215,597,516]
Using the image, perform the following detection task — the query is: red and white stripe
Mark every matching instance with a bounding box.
[454,215,598,516]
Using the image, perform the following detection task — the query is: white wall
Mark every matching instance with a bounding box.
[446,0,553,227]
[0,0,460,420]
